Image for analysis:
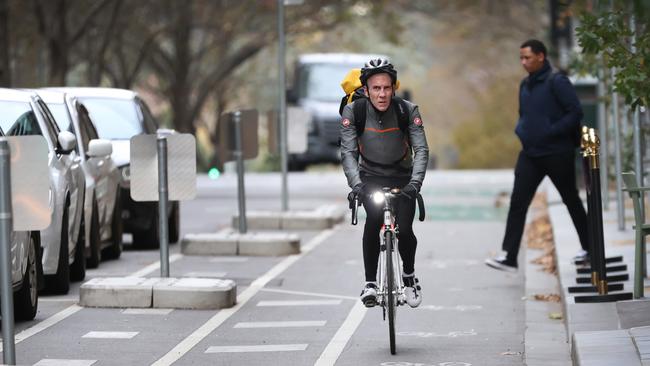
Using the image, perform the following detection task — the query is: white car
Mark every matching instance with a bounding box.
[0,127,42,321]
[0,89,86,294]
[38,90,122,268]
[50,87,180,249]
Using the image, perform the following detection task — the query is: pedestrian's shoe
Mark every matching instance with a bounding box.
[485,255,518,273]
[360,283,378,307]
[403,276,422,308]
[572,249,590,264]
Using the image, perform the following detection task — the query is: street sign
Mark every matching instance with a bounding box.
[3,136,50,230]
[130,133,197,202]
[268,107,309,154]
[217,109,258,162]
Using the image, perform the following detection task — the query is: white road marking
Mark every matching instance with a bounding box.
[150,228,335,366]
[82,331,139,339]
[257,300,342,307]
[122,308,174,315]
[234,321,327,328]
[205,344,308,353]
[129,253,184,277]
[419,305,483,312]
[182,271,227,278]
[33,359,97,366]
[314,301,367,366]
[0,304,82,352]
[38,297,79,302]
[260,287,357,300]
[209,257,249,263]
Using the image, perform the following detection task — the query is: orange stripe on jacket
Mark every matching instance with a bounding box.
[364,127,401,133]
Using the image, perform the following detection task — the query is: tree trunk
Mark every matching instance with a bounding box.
[169,1,194,134]
[0,0,10,87]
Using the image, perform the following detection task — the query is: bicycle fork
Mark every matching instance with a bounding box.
[377,212,406,312]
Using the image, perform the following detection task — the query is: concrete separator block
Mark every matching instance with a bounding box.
[232,204,347,231]
[181,232,238,255]
[233,211,281,230]
[153,277,236,309]
[80,277,159,308]
[281,211,331,230]
[238,232,300,256]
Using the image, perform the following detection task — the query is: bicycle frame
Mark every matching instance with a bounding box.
[375,188,406,309]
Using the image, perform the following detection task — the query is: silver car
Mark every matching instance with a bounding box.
[38,90,122,268]
[0,127,42,321]
[0,89,86,294]
[50,87,180,249]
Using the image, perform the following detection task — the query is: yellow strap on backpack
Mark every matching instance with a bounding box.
[340,68,401,104]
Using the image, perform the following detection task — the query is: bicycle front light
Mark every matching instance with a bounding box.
[372,191,385,204]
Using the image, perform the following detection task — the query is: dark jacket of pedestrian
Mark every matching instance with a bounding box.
[515,60,584,157]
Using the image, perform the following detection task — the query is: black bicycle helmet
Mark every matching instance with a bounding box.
[360,58,397,86]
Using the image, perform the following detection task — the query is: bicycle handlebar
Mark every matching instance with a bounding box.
[417,193,425,222]
[351,196,359,225]
[349,190,425,224]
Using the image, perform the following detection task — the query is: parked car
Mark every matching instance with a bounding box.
[0,127,42,320]
[50,88,180,249]
[38,90,123,268]
[0,88,86,294]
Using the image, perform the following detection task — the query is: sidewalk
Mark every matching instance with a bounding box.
[545,182,650,365]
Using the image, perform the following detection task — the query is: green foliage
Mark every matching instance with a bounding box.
[576,8,649,107]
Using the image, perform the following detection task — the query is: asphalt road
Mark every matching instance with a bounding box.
[1,169,525,366]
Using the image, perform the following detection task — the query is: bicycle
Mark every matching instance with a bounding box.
[351,186,425,355]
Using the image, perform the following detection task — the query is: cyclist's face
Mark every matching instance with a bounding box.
[520,47,545,74]
[365,73,394,112]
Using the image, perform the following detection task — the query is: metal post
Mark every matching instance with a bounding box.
[277,0,289,212]
[597,67,609,209]
[0,140,16,364]
[157,137,169,278]
[611,68,625,230]
[234,111,247,234]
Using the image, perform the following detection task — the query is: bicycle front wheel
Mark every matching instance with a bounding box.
[385,230,396,355]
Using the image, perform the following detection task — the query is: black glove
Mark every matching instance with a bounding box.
[401,183,419,200]
[347,183,365,208]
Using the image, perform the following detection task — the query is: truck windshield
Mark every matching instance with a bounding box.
[299,63,359,103]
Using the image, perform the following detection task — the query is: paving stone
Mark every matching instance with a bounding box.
[618,300,650,329]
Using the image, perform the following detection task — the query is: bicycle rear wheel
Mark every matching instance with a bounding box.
[385,230,396,355]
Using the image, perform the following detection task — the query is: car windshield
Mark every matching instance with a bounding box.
[299,63,361,103]
[78,97,142,139]
[47,103,73,132]
[0,101,40,136]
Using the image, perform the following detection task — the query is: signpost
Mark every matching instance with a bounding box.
[218,109,259,234]
[0,136,49,365]
[130,133,197,277]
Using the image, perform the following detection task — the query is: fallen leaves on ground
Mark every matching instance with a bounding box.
[548,312,563,320]
[533,293,561,302]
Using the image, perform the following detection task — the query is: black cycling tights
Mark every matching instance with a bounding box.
[361,176,417,282]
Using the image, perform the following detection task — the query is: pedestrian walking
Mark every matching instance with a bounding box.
[486,39,589,272]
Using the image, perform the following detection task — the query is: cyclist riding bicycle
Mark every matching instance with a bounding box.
[340,58,429,308]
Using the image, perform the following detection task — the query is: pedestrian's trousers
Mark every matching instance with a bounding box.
[502,150,589,263]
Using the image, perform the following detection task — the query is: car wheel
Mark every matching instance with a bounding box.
[86,200,102,268]
[69,212,86,282]
[168,202,180,244]
[14,232,39,321]
[45,205,70,294]
[103,189,123,259]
